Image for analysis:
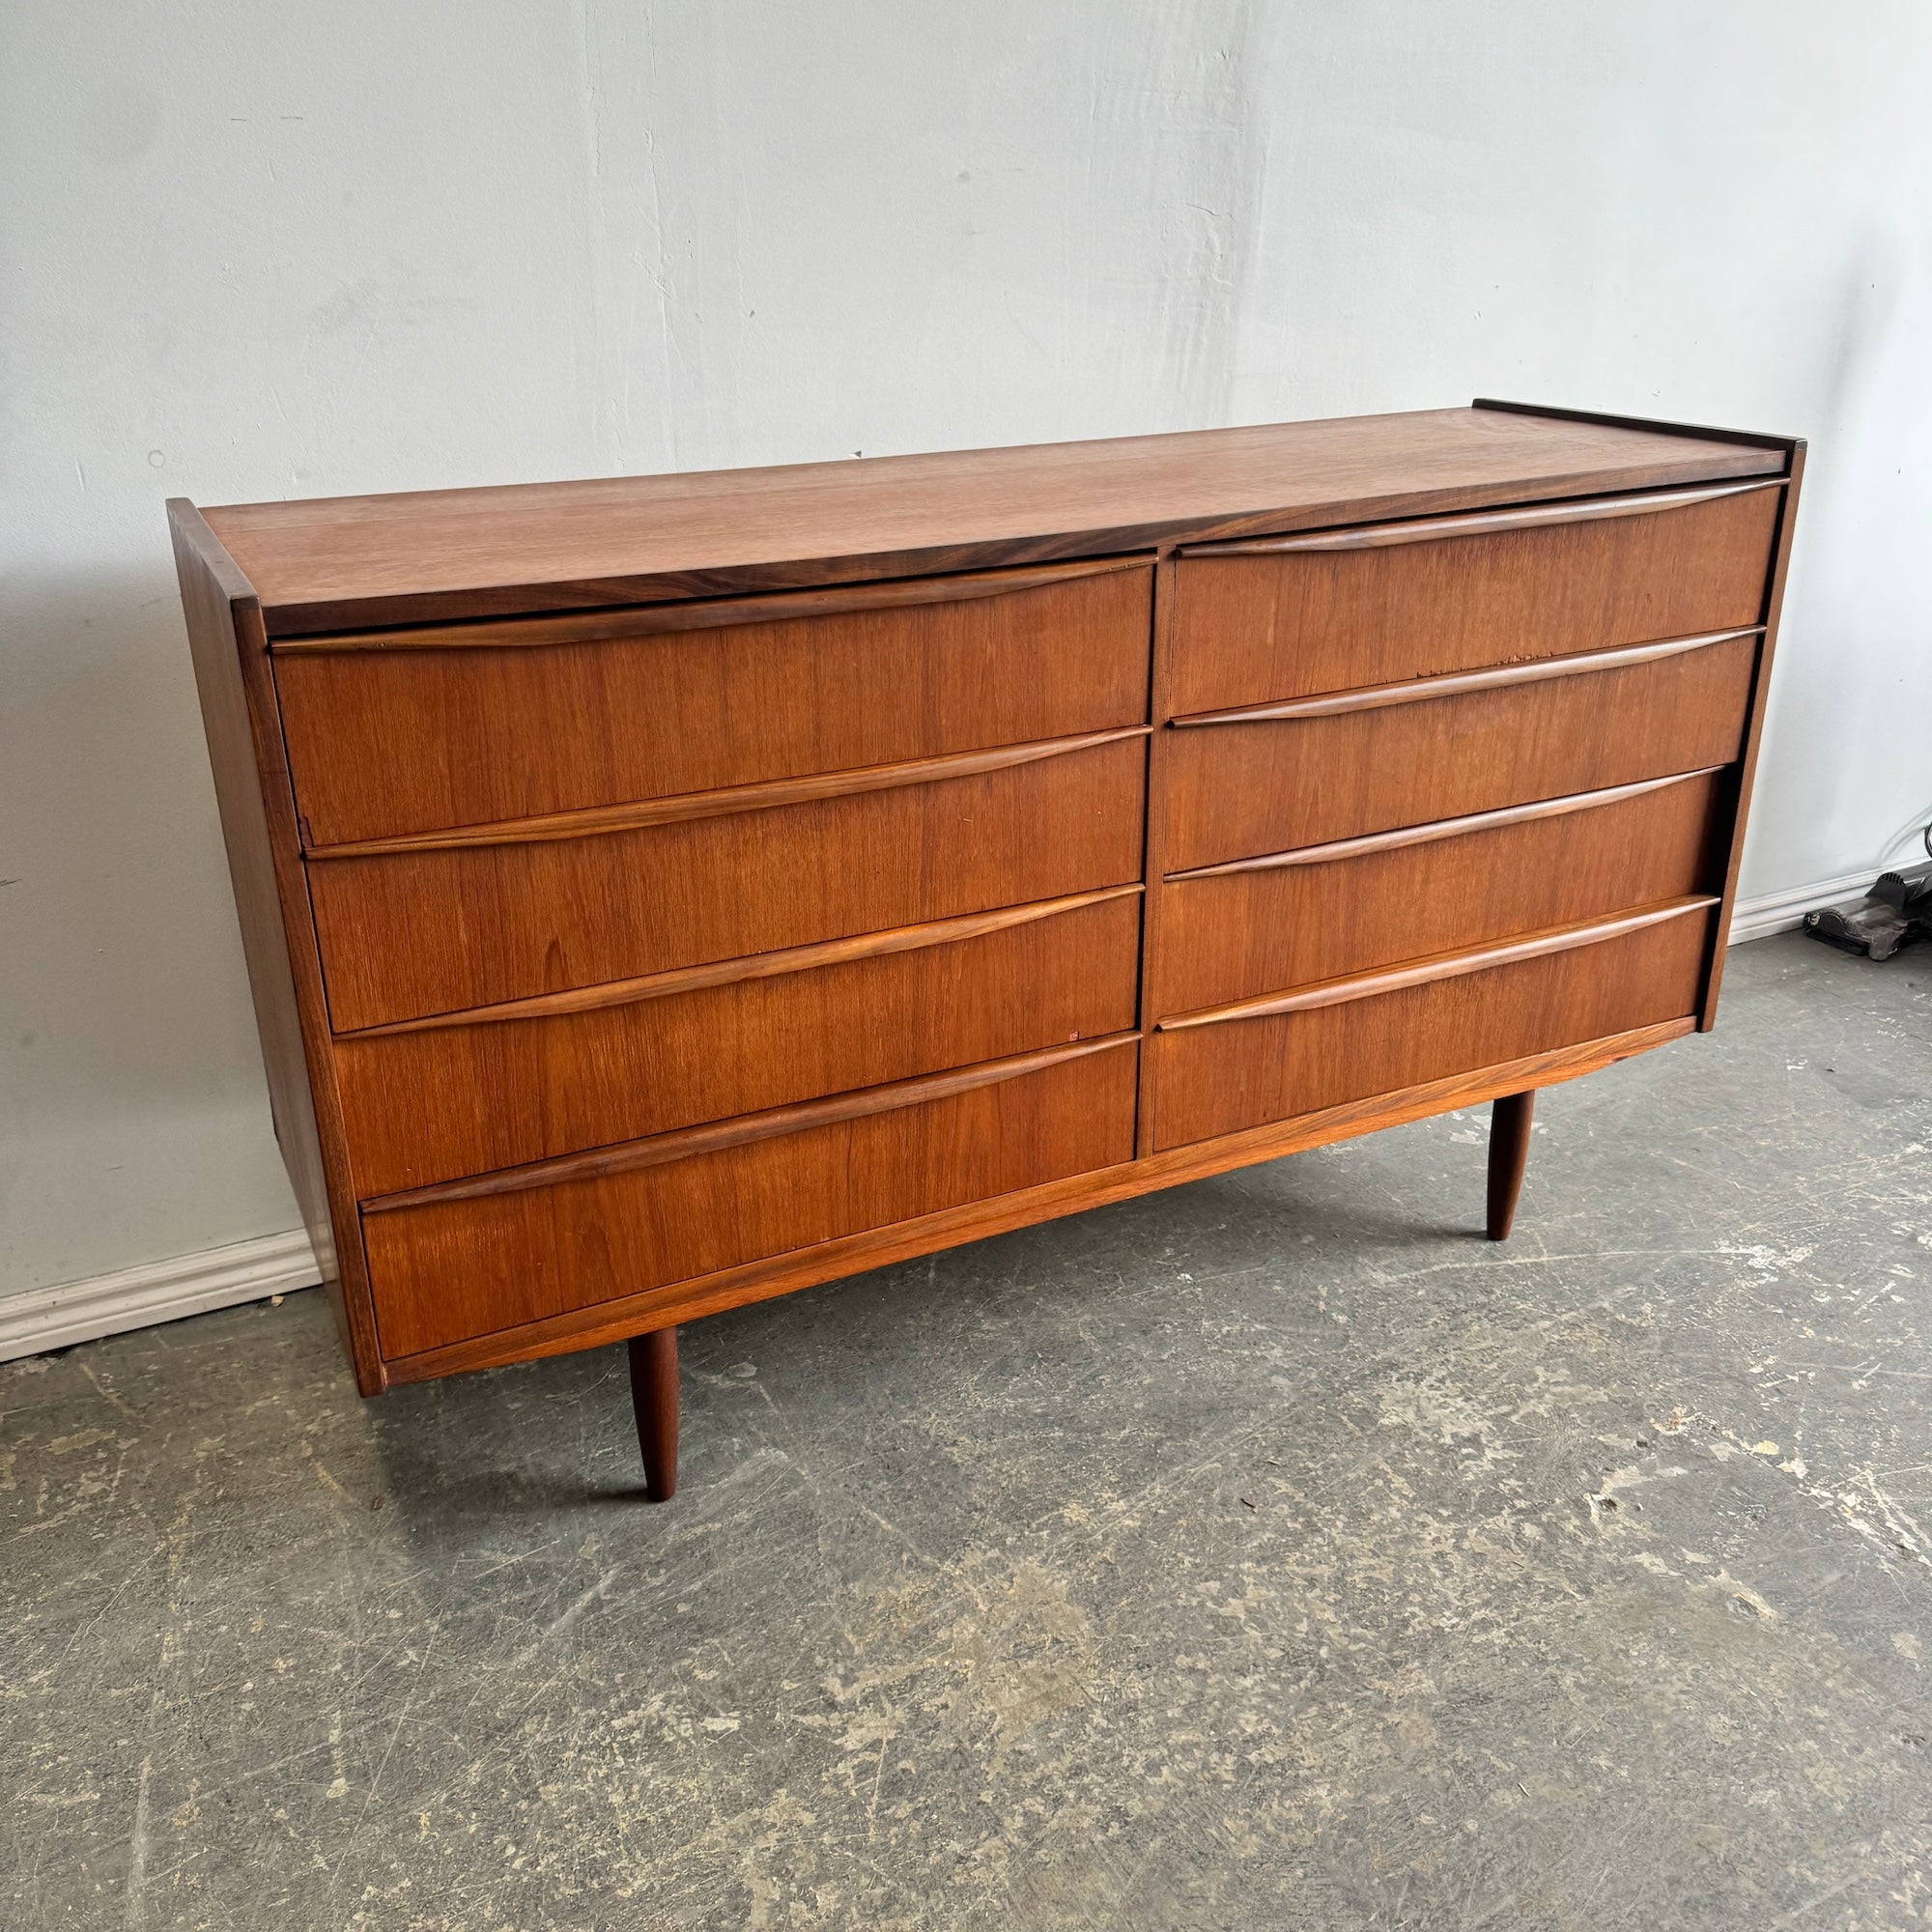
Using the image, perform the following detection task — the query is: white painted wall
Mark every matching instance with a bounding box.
[4,2,1929,1323]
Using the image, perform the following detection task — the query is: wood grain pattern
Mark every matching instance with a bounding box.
[1169,480,1780,715]
[362,1037,1141,1358]
[1182,480,1777,554]
[1166,768,1719,879]
[1155,770,1727,1016]
[341,886,1141,1037]
[300,726,1149,859]
[167,503,385,1394]
[308,733,1148,1031]
[382,1018,1694,1381]
[1163,631,1757,872]
[1159,898,1716,1030]
[1700,441,1806,1028]
[365,1033,1136,1213]
[272,554,1151,652]
[277,563,1152,846]
[1173,629,1758,727]
[333,891,1142,1196]
[198,409,1786,635]
[1470,401,1804,1039]
[1151,904,1715,1151]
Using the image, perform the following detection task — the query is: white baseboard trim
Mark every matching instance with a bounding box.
[0,1229,321,1364]
[1727,868,1876,945]
[0,867,1887,1365]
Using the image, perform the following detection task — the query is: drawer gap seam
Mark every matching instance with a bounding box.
[1163,767,1730,880]
[1156,895,1718,1031]
[1169,628,1762,728]
[303,725,1152,858]
[334,885,1146,1038]
[361,1032,1142,1214]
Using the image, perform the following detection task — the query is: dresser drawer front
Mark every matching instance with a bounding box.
[1163,633,1754,873]
[1151,907,1713,1151]
[1155,768,1725,1018]
[277,560,1152,846]
[364,1039,1141,1359]
[310,735,1147,1031]
[335,890,1142,1196]
[1170,483,1779,714]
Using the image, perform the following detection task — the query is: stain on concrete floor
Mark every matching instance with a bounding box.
[4,933,1930,1929]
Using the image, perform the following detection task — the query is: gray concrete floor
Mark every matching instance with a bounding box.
[4,931,1930,1930]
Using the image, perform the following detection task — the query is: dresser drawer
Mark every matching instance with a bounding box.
[309,731,1147,1031]
[1151,901,1714,1151]
[1163,631,1755,873]
[1155,768,1725,1018]
[276,558,1152,846]
[363,1037,1142,1358]
[1169,481,1779,714]
[335,888,1142,1195]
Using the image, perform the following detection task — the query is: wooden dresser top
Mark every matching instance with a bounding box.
[194,403,1790,636]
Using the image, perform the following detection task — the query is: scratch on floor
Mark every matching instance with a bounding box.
[507,1567,622,1672]
[124,1756,150,1929]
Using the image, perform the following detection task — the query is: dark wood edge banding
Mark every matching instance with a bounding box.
[303,725,1152,859]
[270,554,1156,655]
[378,1017,1693,1379]
[1169,630,1761,729]
[1155,896,1719,1032]
[1177,479,1783,557]
[1471,398,1802,458]
[361,1032,1141,1214]
[1164,768,1727,881]
[335,885,1145,1039]
[168,497,261,609]
[1700,441,1807,1030]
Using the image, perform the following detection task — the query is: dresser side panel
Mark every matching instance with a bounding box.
[168,501,384,1393]
[1699,440,1805,1025]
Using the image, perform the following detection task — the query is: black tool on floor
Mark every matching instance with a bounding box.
[1804,829,1932,961]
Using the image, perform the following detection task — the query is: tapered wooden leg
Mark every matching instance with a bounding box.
[1487,1091,1535,1241]
[628,1326,679,1501]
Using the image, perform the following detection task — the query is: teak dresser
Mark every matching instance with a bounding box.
[170,401,1803,1499]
